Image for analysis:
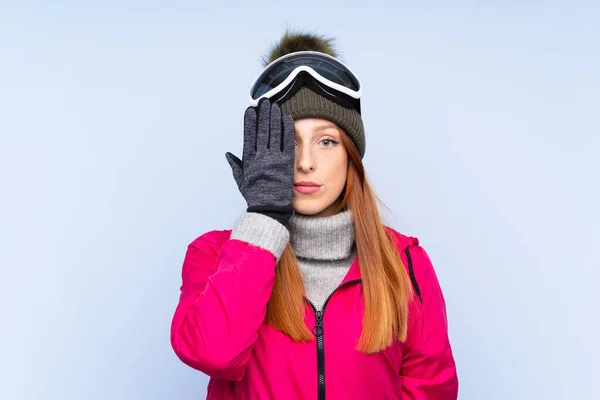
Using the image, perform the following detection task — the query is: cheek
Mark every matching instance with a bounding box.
[328,157,348,192]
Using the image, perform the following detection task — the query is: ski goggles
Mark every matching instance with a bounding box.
[249,51,363,114]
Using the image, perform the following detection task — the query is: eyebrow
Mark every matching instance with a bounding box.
[294,123,339,137]
[314,123,338,132]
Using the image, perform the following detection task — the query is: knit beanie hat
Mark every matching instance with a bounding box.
[261,30,366,158]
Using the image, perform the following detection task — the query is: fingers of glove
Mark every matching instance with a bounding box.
[225,152,243,187]
[281,114,296,156]
[243,105,257,159]
[269,102,282,151]
[256,98,271,150]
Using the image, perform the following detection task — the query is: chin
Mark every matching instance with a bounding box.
[292,201,327,216]
[293,196,341,217]
[293,206,323,216]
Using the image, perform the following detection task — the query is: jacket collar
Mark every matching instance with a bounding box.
[338,227,420,285]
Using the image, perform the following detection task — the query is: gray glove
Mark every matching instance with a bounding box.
[225,98,296,226]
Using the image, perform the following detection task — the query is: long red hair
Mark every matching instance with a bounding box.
[264,130,414,354]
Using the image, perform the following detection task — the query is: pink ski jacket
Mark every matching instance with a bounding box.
[170,226,458,399]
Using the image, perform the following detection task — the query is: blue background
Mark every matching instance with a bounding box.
[1,1,598,399]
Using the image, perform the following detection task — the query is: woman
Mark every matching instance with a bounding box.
[170,30,459,399]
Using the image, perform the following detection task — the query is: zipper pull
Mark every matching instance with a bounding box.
[312,310,324,337]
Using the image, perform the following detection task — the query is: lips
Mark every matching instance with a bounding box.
[294,181,321,194]
[295,181,320,187]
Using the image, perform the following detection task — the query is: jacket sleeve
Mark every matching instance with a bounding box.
[400,245,459,399]
[170,213,289,381]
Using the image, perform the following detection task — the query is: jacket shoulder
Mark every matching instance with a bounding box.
[384,226,420,253]
[189,229,233,252]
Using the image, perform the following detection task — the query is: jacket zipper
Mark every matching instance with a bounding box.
[308,279,362,400]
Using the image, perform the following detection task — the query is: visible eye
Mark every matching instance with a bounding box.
[320,138,338,148]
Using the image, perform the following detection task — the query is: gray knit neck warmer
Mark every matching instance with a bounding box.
[287,209,355,261]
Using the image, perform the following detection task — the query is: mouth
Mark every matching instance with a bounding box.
[294,182,321,195]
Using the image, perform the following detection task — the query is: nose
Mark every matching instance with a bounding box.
[296,144,315,173]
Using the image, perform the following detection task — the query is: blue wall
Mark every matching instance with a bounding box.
[1,1,598,399]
